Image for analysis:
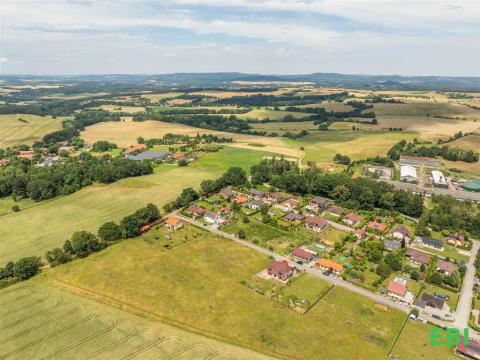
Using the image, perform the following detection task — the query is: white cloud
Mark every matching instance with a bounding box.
[0,57,9,64]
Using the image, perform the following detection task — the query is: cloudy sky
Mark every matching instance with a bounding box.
[0,0,479,76]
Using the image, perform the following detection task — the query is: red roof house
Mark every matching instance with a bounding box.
[267,260,293,281]
[305,216,328,232]
[292,248,315,262]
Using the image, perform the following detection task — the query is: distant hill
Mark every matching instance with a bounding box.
[1,72,479,91]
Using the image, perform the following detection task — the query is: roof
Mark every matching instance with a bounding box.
[310,196,330,207]
[283,198,300,207]
[421,236,444,249]
[166,217,179,226]
[127,151,168,161]
[457,337,480,359]
[220,187,234,196]
[436,259,457,274]
[405,248,432,264]
[400,155,441,166]
[284,213,304,221]
[384,239,401,251]
[172,152,185,160]
[188,204,205,214]
[204,210,220,218]
[400,165,417,179]
[344,212,361,224]
[305,216,328,228]
[431,170,447,185]
[355,229,366,239]
[267,260,292,277]
[124,144,146,155]
[327,205,342,215]
[387,281,407,297]
[268,192,286,201]
[461,179,480,192]
[448,233,465,243]
[245,200,264,208]
[317,258,343,273]
[420,293,445,310]
[392,225,410,237]
[235,194,248,204]
[292,248,314,261]
[368,221,387,232]
[249,188,265,197]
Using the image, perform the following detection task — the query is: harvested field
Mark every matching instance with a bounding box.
[98,105,145,113]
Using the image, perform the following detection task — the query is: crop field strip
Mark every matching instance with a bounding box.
[0,285,246,360]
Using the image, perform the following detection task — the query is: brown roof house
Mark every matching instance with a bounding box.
[326,205,342,217]
[187,204,205,218]
[405,248,432,266]
[436,259,457,275]
[343,212,362,227]
[367,221,387,233]
[305,216,328,232]
[447,233,466,247]
[283,213,304,223]
[306,196,330,212]
[267,260,293,281]
[292,248,315,263]
[391,225,410,241]
[166,217,183,230]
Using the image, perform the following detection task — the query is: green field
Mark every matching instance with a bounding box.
[0,114,63,148]
[251,121,317,133]
[0,279,269,360]
[48,231,407,359]
[237,108,311,121]
[192,146,279,172]
[0,165,214,264]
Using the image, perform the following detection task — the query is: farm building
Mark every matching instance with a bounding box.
[127,151,169,161]
[431,170,448,188]
[305,216,328,232]
[461,179,480,193]
[343,212,362,227]
[17,150,35,161]
[292,248,315,263]
[400,165,417,182]
[267,260,293,281]
[124,144,146,155]
[166,217,182,230]
[317,258,343,274]
[400,155,441,168]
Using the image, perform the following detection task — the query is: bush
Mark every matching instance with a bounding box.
[238,229,246,239]
[70,231,101,258]
[98,221,122,242]
[13,257,41,280]
[11,205,20,212]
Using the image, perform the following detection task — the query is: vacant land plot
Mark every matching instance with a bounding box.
[295,101,354,112]
[251,121,317,133]
[237,108,310,121]
[0,280,269,360]
[0,114,63,148]
[372,102,480,120]
[0,166,214,263]
[448,133,480,151]
[40,92,110,100]
[390,321,457,360]
[140,92,182,102]
[99,104,145,113]
[192,146,279,172]
[49,234,405,359]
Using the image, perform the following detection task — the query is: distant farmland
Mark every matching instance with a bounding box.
[0,114,63,148]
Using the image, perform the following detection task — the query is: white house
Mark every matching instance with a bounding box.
[400,165,417,182]
[204,210,225,225]
[431,170,448,188]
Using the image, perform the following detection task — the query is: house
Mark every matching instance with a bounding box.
[220,187,235,200]
[405,248,432,265]
[264,192,286,204]
[355,228,366,241]
[187,204,205,218]
[17,150,35,161]
[436,259,457,275]
[283,213,304,223]
[367,221,387,233]
[204,210,225,225]
[417,236,444,251]
[166,217,183,230]
[306,196,330,212]
[59,145,75,154]
[171,152,185,161]
[384,239,402,252]
[391,225,410,240]
[317,258,343,274]
[267,260,293,281]
[249,188,265,199]
[400,155,441,168]
[124,144,146,155]
[456,337,480,360]
[234,194,248,205]
[343,212,362,227]
[387,280,406,299]
[282,198,300,211]
[292,248,315,263]
[36,155,63,168]
[305,216,328,232]
[447,233,465,247]
[431,170,448,188]
[244,200,265,210]
[219,206,232,216]
[400,165,417,182]
[414,293,447,311]
[327,205,342,217]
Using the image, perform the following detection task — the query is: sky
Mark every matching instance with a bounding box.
[0,0,479,76]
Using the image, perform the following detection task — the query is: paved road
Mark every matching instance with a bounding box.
[380,179,480,202]
[175,213,411,314]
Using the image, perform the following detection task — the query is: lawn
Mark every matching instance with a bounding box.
[0,278,266,360]
[390,321,458,360]
[0,114,64,148]
[0,196,36,216]
[192,146,280,172]
[47,233,406,359]
[423,284,459,310]
[277,273,333,306]
[416,244,470,263]
[0,165,214,264]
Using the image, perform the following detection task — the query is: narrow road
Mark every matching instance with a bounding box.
[175,213,411,314]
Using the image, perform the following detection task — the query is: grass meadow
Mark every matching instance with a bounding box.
[0,114,63,148]
[0,165,214,263]
[48,231,407,360]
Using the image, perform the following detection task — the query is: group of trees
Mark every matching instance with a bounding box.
[214,92,348,107]
[0,257,41,287]
[333,154,351,165]
[92,140,117,152]
[0,155,153,201]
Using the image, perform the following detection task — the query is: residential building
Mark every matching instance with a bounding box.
[405,248,432,266]
[249,188,265,199]
[17,150,35,161]
[447,233,466,247]
[327,205,342,217]
[414,293,448,312]
[204,210,225,225]
[317,258,343,274]
[220,187,235,200]
[431,170,448,188]
[391,225,410,241]
[292,248,315,263]
[124,144,146,155]
[282,198,300,211]
[306,196,330,212]
[264,192,285,204]
[387,277,415,304]
[171,152,185,161]
[267,260,293,281]
[244,200,265,210]
[166,217,183,230]
[187,204,205,218]
[355,229,366,241]
[343,212,362,227]
[436,259,457,275]
[400,165,417,182]
[367,221,387,233]
[234,194,248,205]
[283,213,304,223]
[384,239,402,252]
[305,216,328,232]
[416,236,444,251]
[400,155,441,168]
